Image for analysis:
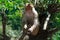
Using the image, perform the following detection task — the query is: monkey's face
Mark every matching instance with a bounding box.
[25,3,34,11]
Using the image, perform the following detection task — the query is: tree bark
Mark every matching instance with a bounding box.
[1,9,7,40]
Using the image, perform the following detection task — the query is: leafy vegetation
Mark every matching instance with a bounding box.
[0,0,60,40]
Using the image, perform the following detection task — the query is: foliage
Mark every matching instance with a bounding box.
[0,0,60,40]
[0,0,28,39]
[52,31,60,40]
[7,10,22,30]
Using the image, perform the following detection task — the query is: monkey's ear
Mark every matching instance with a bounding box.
[26,3,34,8]
[30,4,34,8]
[26,3,30,6]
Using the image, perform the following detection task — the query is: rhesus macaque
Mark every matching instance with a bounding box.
[23,3,39,36]
[19,3,40,40]
[20,3,40,40]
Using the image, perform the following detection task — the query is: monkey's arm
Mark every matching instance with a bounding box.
[29,18,39,32]
[28,7,39,32]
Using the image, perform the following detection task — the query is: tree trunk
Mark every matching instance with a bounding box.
[1,9,7,40]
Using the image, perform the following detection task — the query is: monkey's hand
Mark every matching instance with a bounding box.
[28,25,39,36]
[28,19,39,33]
[28,25,36,32]
[28,28,33,33]
[24,24,27,29]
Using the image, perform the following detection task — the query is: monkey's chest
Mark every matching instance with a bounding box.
[26,18,34,25]
[25,13,34,25]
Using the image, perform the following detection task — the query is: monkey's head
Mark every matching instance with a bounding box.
[25,3,34,11]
